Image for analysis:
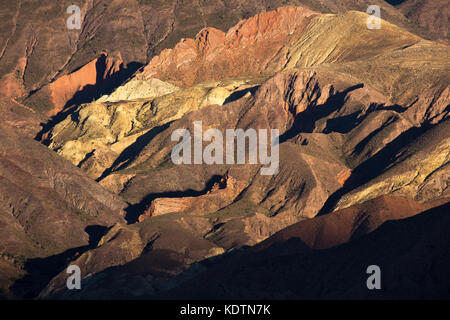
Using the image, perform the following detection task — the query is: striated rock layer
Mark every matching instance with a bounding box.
[1,4,448,299]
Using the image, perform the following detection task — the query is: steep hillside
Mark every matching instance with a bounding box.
[159,200,450,299]
[47,9,448,223]
[38,197,450,299]
[0,121,127,298]
[31,6,450,300]
[1,0,445,116]
[0,3,448,300]
[395,0,449,40]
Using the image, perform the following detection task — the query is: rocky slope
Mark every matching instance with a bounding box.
[46,8,446,185]
[1,1,446,117]
[159,199,450,299]
[30,6,450,299]
[89,10,448,221]
[394,0,449,41]
[0,3,448,300]
[38,196,450,299]
[0,120,127,298]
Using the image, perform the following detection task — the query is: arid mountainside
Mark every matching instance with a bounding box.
[159,200,450,300]
[38,197,450,299]
[0,121,126,298]
[394,0,449,40]
[28,6,450,299]
[0,0,446,116]
[48,8,448,217]
[0,2,448,300]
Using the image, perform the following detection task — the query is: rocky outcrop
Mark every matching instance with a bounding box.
[46,53,124,115]
[46,78,258,179]
[139,6,319,87]
[139,9,422,88]
[97,78,179,103]
[334,120,450,211]
[138,173,248,221]
[157,198,450,300]
[26,52,127,116]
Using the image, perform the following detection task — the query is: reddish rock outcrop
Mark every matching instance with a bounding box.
[140,6,319,87]
[139,173,247,221]
[46,52,124,116]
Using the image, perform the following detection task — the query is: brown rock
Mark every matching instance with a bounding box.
[139,173,247,221]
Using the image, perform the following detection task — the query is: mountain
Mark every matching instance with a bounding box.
[0,0,446,116]
[160,199,450,299]
[0,120,126,298]
[47,8,448,221]
[0,2,448,299]
[28,6,450,299]
[38,197,450,299]
[391,0,449,41]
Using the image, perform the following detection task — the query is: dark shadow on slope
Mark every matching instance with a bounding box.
[381,104,407,113]
[157,201,450,300]
[223,86,259,104]
[322,102,394,134]
[77,150,96,168]
[124,174,226,224]
[317,124,432,216]
[41,201,450,299]
[350,119,396,156]
[34,58,143,145]
[96,121,173,182]
[384,0,408,5]
[62,57,143,110]
[9,225,110,299]
[323,103,406,134]
[323,110,363,134]
[34,105,79,145]
[85,225,111,248]
[280,83,364,141]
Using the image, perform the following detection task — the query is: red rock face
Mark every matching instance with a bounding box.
[140,6,319,87]
[47,53,124,116]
